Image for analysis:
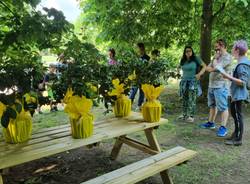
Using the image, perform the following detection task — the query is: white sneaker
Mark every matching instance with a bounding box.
[186,116,194,123]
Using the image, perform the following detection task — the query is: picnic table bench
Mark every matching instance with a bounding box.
[0,112,168,184]
[82,146,197,184]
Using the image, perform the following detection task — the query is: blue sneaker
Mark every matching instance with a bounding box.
[199,122,216,129]
[217,126,228,137]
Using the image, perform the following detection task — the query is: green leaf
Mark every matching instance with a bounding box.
[1,112,10,128]
[15,103,22,113]
[6,107,17,119]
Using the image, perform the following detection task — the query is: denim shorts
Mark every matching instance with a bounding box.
[207,87,229,112]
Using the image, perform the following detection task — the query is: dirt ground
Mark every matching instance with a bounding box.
[2,87,250,184]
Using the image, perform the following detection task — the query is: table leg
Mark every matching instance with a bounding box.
[145,128,173,183]
[0,170,3,184]
[160,170,173,184]
[144,128,161,152]
[110,135,126,160]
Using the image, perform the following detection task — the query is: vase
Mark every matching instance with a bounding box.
[142,100,162,122]
[70,114,94,139]
[114,95,131,117]
[3,111,32,144]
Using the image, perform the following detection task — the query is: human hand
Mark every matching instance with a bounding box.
[195,74,201,80]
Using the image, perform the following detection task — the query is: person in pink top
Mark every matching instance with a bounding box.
[108,48,117,65]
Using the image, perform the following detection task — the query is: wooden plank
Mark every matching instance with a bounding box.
[82,147,197,184]
[160,170,173,184]
[0,113,127,144]
[33,124,70,134]
[144,128,161,152]
[108,150,197,184]
[0,119,166,169]
[0,122,111,154]
[83,147,185,184]
[118,137,159,155]
[0,122,130,156]
[110,136,125,160]
[0,174,3,184]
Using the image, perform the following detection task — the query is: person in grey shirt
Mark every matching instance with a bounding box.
[200,39,233,137]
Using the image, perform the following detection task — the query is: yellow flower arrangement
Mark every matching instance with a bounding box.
[108,78,131,117]
[63,88,94,139]
[141,84,164,122]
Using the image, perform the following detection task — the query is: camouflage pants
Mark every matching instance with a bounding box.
[182,89,197,117]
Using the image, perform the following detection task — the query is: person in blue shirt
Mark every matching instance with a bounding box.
[221,40,250,146]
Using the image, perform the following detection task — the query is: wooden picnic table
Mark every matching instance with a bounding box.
[0,112,168,184]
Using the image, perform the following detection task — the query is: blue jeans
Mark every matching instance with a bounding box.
[208,87,229,112]
[129,86,144,106]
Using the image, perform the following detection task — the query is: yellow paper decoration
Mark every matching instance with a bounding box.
[141,84,164,101]
[128,70,136,80]
[114,95,131,117]
[141,84,164,122]
[63,88,74,104]
[64,94,94,138]
[24,93,37,104]
[0,102,6,118]
[108,79,125,98]
[3,109,32,144]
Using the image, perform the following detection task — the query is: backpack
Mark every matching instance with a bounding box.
[234,63,250,90]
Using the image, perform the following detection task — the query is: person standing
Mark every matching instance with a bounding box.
[221,40,250,146]
[108,48,118,65]
[178,46,206,122]
[200,39,233,137]
[44,64,58,112]
[129,43,150,110]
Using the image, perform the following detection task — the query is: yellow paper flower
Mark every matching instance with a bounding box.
[0,102,6,118]
[108,78,125,97]
[141,84,164,101]
[128,70,136,80]
[63,88,74,104]
[24,93,37,104]
[64,95,93,119]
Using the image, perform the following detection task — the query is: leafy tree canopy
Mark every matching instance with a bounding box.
[79,0,250,50]
[0,0,72,104]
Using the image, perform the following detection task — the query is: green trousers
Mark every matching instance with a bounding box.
[182,89,197,117]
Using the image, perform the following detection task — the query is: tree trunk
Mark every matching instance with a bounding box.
[200,0,213,98]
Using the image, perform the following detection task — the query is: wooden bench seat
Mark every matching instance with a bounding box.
[82,146,197,184]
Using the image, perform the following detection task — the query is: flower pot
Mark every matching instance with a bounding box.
[69,114,94,139]
[64,95,94,139]
[3,111,32,144]
[114,95,131,117]
[142,100,162,122]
